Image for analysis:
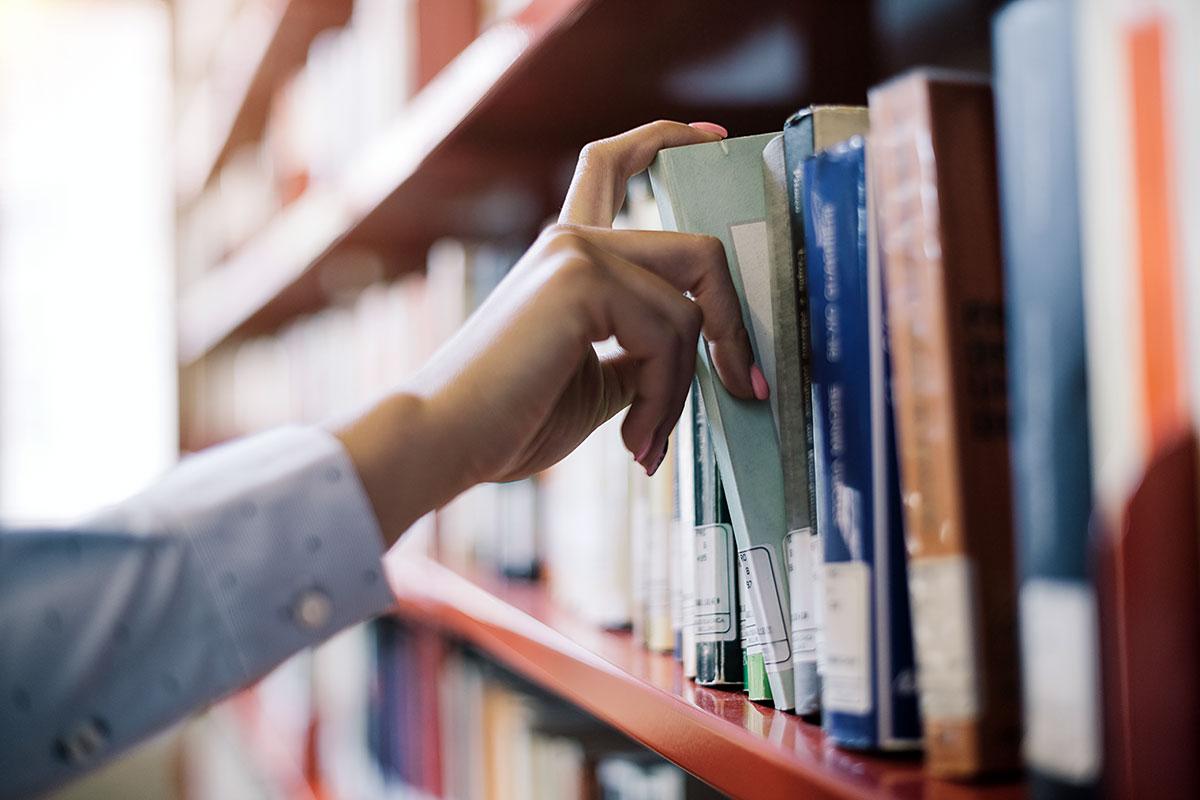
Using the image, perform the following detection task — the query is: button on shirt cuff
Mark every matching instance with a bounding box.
[90,426,396,684]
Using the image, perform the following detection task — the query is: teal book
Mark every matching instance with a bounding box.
[994,1,1099,795]
[650,133,795,711]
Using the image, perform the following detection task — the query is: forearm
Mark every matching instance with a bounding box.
[331,391,476,549]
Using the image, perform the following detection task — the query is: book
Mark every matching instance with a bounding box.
[1076,2,1200,795]
[868,69,1020,777]
[992,1,1102,794]
[760,134,818,716]
[802,137,921,752]
[650,133,796,711]
[778,105,870,717]
[674,390,698,678]
[691,389,743,688]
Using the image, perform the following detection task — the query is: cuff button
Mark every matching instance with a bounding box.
[293,587,332,630]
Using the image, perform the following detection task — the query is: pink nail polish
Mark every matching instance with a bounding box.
[635,439,654,464]
[750,364,770,401]
[645,444,667,477]
[689,121,728,138]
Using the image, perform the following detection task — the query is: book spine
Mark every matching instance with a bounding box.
[783,113,829,696]
[692,388,743,687]
[675,389,698,678]
[764,133,821,716]
[869,72,1021,777]
[993,0,1101,795]
[804,142,872,747]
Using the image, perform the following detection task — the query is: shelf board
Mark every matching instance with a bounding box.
[386,553,1027,800]
[177,0,1000,364]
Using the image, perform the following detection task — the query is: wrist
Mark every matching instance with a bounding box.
[332,391,473,548]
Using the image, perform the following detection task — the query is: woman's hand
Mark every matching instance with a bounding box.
[336,121,763,547]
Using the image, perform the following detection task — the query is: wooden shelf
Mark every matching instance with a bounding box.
[385,553,1026,800]
[176,0,1001,363]
[175,0,353,205]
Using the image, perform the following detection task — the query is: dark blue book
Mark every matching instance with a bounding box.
[994,0,1100,796]
[802,137,920,751]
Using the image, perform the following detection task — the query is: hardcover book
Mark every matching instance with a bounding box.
[869,69,1020,777]
[802,137,920,751]
[993,1,1101,795]
[780,105,870,717]
[650,134,795,711]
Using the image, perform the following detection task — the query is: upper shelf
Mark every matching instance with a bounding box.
[176,0,1001,364]
[175,0,353,206]
[386,553,1027,800]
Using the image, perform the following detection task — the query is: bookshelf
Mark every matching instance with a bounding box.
[173,0,1036,796]
[175,0,354,205]
[387,553,1025,800]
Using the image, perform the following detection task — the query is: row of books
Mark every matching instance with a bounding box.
[642,0,1198,797]
[176,0,528,285]
[370,619,724,800]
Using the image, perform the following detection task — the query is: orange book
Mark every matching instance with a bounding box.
[868,70,1021,779]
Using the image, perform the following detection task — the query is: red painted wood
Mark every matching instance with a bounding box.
[385,553,1027,800]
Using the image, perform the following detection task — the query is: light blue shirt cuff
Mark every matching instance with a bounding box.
[88,425,396,683]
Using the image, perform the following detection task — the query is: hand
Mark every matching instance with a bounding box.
[335,120,761,546]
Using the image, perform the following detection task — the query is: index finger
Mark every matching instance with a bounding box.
[559,120,728,228]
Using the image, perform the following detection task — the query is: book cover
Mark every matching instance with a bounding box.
[1076,2,1200,795]
[869,69,1020,777]
[803,137,921,752]
[781,106,870,710]
[993,1,1102,795]
[650,133,795,711]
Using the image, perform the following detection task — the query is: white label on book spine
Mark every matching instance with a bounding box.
[785,528,818,661]
[813,530,826,674]
[822,561,871,714]
[907,555,981,720]
[740,574,760,651]
[740,546,792,668]
[693,523,736,642]
[1021,579,1101,783]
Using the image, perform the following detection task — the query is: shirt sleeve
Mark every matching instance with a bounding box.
[0,426,396,800]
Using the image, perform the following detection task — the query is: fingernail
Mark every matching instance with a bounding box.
[689,121,728,138]
[750,364,769,401]
[635,438,654,464]
[646,440,669,477]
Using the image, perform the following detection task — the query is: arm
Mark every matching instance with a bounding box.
[0,121,759,798]
[0,427,391,799]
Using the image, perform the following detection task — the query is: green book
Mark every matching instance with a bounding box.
[650,133,795,711]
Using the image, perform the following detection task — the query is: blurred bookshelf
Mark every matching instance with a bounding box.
[173,0,997,366]
[171,1,1046,799]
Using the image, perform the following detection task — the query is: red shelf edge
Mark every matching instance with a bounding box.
[384,553,1027,800]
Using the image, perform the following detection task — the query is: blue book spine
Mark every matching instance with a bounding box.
[994,0,1100,795]
[803,138,920,751]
